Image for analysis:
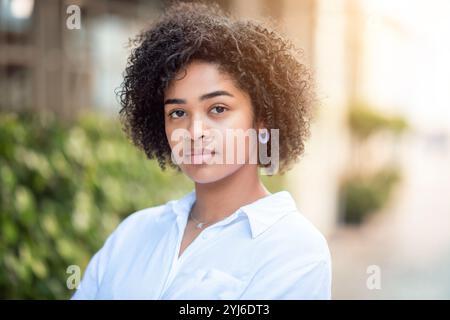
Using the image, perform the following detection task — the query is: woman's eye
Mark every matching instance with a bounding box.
[210,105,227,114]
[169,110,186,119]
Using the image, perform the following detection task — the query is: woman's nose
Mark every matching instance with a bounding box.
[187,117,212,142]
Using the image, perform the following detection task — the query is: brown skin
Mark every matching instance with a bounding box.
[164,60,271,258]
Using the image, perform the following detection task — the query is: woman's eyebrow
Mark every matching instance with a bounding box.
[164,90,234,106]
[199,90,234,101]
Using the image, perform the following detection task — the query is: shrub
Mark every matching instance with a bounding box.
[339,169,401,224]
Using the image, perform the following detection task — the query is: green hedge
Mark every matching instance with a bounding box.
[339,169,401,224]
[0,111,285,299]
[348,103,408,140]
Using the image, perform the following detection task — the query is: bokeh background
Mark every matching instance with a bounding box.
[1,0,449,299]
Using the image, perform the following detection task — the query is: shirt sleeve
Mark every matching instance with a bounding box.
[70,231,117,300]
[238,256,332,300]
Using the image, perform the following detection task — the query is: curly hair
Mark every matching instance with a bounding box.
[118,1,316,175]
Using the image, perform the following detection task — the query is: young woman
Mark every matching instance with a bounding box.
[72,1,331,300]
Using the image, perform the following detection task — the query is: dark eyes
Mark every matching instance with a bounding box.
[168,105,228,119]
[210,105,226,114]
[169,110,186,119]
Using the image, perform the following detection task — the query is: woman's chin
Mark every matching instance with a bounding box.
[181,163,242,184]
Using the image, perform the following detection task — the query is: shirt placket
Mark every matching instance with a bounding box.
[158,210,243,299]
[157,214,187,299]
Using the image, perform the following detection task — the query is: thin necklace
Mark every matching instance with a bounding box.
[189,210,211,229]
[189,209,228,229]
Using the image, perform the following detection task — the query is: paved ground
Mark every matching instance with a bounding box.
[329,131,450,299]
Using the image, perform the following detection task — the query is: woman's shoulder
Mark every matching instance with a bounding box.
[260,209,331,263]
[101,201,175,249]
[114,202,170,235]
[284,211,328,246]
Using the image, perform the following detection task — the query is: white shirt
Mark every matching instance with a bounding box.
[71,189,332,300]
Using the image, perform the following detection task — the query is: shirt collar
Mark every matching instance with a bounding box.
[240,191,298,238]
[169,189,298,239]
[170,189,197,218]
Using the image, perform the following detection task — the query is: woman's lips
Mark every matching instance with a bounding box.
[185,150,216,164]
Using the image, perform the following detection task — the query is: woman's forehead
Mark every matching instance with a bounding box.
[164,62,243,100]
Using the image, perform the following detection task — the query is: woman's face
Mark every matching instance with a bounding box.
[164,60,258,184]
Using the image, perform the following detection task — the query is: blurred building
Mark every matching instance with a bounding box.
[0,0,167,118]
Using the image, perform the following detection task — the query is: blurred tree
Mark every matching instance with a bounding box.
[348,102,408,141]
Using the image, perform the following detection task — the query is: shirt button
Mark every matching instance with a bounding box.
[202,233,209,240]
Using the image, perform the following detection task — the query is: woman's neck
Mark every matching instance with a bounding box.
[191,165,271,222]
